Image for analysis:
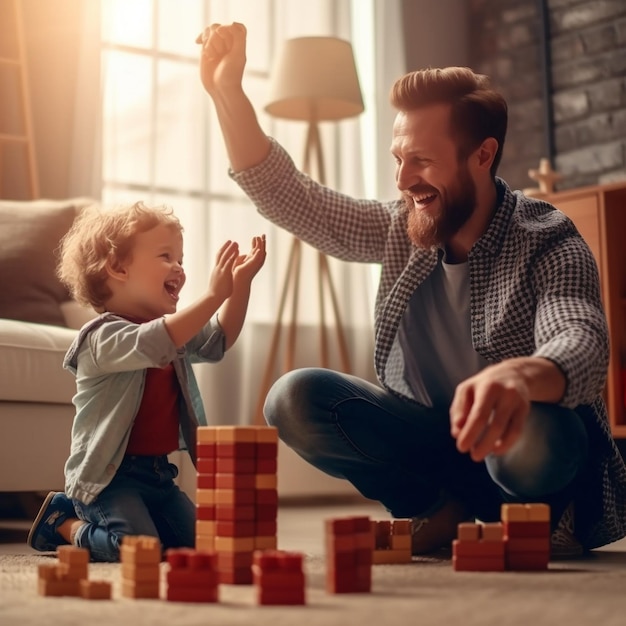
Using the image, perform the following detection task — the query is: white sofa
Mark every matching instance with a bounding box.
[0,198,95,493]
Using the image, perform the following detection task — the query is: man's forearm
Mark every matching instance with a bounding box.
[211,85,271,172]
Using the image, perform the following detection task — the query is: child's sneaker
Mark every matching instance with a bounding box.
[27,491,74,552]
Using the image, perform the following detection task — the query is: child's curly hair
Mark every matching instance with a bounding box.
[57,201,183,311]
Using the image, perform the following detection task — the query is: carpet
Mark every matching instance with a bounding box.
[2,548,626,626]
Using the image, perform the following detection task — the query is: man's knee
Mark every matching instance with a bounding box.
[263,368,326,429]
[486,403,588,497]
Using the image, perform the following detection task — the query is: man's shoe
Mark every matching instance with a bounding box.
[410,497,472,555]
[27,491,74,552]
[550,502,584,559]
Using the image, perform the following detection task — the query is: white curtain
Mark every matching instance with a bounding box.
[70,0,406,427]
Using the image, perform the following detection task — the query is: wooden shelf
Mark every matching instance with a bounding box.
[544,182,626,436]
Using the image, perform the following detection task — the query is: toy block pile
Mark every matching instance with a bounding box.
[325,516,373,593]
[371,519,412,564]
[452,503,551,572]
[252,549,306,605]
[164,548,219,603]
[120,535,161,598]
[37,546,111,600]
[452,522,505,572]
[195,425,279,584]
[502,503,550,571]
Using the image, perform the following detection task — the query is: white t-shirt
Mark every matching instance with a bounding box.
[399,258,488,408]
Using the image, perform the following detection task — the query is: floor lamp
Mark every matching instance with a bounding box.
[253,36,365,425]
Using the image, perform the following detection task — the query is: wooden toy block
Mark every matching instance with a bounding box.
[195,536,216,552]
[501,503,529,522]
[57,560,89,581]
[256,488,279,505]
[252,550,306,605]
[216,457,256,474]
[504,521,551,538]
[453,556,506,572]
[38,577,82,597]
[452,539,505,558]
[215,503,256,522]
[255,535,278,550]
[214,536,256,552]
[57,545,89,565]
[121,579,160,599]
[119,536,161,564]
[372,549,412,564]
[255,473,278,489]
[215,426,258,442]
[195,488,216,505]
[197,426,218,444]
[215,520,255,537]
[216,551,254,570]
[256,441,279,458]
[196,519,217,535]
[256,457,278,473]
[481,523,505,541]
[197,473,216,489]
[370,519,411,564]
[506,537,550,553]
[196,442,216,458]
[526,503,551,522]
[457,522,481,541]
[196,504,216,521]
[256,503,279,521]
[216,441,257,458]
[79,579,112,600]
[120,563,160,583]
[165,549,220,601]
[325,516,373,593]
[252,425,279,443]
[196,458,217,474]
[217,473,257,489]
[214,487,256,505]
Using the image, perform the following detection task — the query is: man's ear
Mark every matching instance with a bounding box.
[476,137,498,171]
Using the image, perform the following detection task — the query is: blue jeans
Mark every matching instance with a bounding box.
[72,455,195,562]
[264,368,589,528]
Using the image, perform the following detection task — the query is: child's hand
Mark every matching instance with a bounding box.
[233,235,267,286]
[208,240,239,302]
[196,22,247,95]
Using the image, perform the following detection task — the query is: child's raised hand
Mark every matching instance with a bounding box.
[208,240,239,302]
[233,235,267,285]
[196,22,247,95]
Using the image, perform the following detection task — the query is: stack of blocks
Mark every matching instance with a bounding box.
[164,548,219,603]
[502,503,551,571]
[453,522,506,572]
[252,550,306,605]
[371,519,412,564]
[195,425,279,584]
[325,516,373,593]
[120,535,161,598]
[37,546,111,600]
[452,503,551,572]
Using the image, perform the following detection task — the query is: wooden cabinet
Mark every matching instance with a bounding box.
[543,182,626,437]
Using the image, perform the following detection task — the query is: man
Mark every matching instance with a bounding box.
[198,22,626,557]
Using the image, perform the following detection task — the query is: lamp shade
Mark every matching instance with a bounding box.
[264,36,364,122]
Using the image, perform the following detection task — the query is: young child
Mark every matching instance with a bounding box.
[27,201,266,562]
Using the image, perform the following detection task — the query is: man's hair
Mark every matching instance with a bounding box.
[57,201,183,310]
[390,67,508,177]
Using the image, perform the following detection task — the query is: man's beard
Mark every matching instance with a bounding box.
[404,163,476,249]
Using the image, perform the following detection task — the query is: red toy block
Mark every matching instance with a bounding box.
[79,580,112,600]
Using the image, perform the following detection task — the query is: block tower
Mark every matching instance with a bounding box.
[325,515,374,593]
[195,425,279,584]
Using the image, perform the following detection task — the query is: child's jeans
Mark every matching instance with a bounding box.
[264,368,589,527]
[72,454,195,562]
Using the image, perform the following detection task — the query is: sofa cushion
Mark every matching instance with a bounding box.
[0,198,93,327]
[0,318,77,403]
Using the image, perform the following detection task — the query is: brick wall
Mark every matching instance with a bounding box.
[468,0,626,191]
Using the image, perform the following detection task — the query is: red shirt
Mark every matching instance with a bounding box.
[125,363,180,456]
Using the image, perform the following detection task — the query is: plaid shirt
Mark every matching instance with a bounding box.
[231,138,626,549]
